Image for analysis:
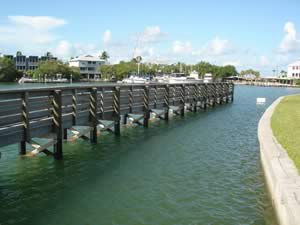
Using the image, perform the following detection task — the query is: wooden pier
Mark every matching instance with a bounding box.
[0,82,234,159]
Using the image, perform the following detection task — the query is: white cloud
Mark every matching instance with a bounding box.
[0,15,66,48]
[259,55,269,66]
[8,16,66,30]
[223,60,242,67]
[53,40,98,60]
[172,41,192,54]
[134,47,154,58]
[206,36,233,56]
[135,26,167,44]
[103,30,112,44]
[279,22,300,54]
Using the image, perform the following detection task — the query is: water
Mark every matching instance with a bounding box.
[1,85,300,225]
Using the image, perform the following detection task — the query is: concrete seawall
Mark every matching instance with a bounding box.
[258,97,300,225]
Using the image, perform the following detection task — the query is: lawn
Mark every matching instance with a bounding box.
[271,95,300,172]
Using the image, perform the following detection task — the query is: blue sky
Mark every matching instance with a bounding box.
[0,0,300,74]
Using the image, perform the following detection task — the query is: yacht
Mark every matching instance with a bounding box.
[203,73,213,83]
[120,76,148,84]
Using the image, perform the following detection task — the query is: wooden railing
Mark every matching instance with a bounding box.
[0,82,234,159]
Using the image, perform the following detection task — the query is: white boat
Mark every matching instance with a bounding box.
[121,76,147,84]
[203,73,213,83]
[154,72,202,84]
[18,77,38,84]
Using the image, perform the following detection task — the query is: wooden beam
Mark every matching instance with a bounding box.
[143,85,150,127]
[52,90,63,159]
[20,91,30,155]
[164,85,170,121]
[89,87,98,143]
[113,86,121,135]
[180,84,185,116]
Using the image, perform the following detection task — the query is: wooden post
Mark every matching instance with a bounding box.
[113,86,121,135]
[20,92,30,155]
[225,83,229,103]
[53,90,63,159]
[129,86,133,114]
[63,128,68,140]
[99,87,104,120]
[231,83,234,102]
[203,84,207,109]
[89,88,98,143]
[72,89,77,125]
[154,85,158,109]
[193,84,198,112]
[180,84,185,116]
[164,85,170,121]
[143,85,150,127]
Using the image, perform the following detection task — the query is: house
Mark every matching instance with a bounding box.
[287,59,300,79]
[69,55,105,79]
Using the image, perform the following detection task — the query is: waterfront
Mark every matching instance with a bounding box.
[1,86,300,225]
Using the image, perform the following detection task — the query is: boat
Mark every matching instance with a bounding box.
[154,72,202,84]
[203,73,213,83]
[18,77,38,84]
[120,76,148,84]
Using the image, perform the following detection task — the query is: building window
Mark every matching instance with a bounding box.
[292,73,295,77]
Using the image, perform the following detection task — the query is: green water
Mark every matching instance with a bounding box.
[1,86,300,225]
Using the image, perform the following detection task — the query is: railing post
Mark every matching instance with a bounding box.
[180,84,185,116]
[231,83,235,102]
[143,85,150,127]
[203,84,207,109]
[89,88,98,143]
[113,86,121,135]
[53,90,63,159]
[164,85,170,121]
[193,84,198,112]
[72,89,77,125]
[154,85,158,109]
[20,91,30,155]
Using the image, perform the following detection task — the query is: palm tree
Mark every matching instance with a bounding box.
[100,51,109,61]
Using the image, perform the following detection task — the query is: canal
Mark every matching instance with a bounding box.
[1,85,300,225]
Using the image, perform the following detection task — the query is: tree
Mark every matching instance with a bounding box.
[100,51,109,61]
[16,51,23,56]
[33,60,81,81]
[280,70,287,77]
[45,52,53,58]
[0,57,22,82]
[240,69,260,78]
[218,65,238,78]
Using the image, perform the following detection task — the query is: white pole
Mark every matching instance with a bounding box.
[138,63,140,75]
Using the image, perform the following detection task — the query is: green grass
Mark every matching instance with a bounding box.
[271,95,300,172]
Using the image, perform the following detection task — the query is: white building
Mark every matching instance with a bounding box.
[288,59,300,79]
[69,55,105,79]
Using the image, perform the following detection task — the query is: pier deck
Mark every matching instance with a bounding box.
[0,82,234,159]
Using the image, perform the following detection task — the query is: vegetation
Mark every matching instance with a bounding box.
[99,60,239,80]
[240,69,260,78]
[271,95,300,172]
[0,57,22,82]
[32,60,81,80]
[100,51,109,61]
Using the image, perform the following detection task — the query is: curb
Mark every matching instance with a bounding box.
[258,97,300,225]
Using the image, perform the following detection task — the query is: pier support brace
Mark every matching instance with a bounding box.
[113,86,121,135]
[143,86,150,127]
[89,88,98,143]
[164,85,170,121]
[53,90,63,159]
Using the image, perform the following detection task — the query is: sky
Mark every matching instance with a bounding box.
[0,0,300,75]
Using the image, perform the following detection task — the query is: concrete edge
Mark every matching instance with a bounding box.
[258,96,300,225]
